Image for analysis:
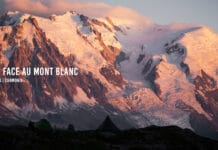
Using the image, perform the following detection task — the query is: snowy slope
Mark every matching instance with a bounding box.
[35,12,124,93]
[180,27,218,81]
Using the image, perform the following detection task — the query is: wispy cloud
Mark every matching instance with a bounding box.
[2,0,109,17]
[1,0,152,24]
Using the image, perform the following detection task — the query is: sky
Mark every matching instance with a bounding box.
[0,0,217,33]
[79,0,218,33]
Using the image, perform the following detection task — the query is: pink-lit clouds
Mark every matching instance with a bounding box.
[1,0,150,21]
[3,0,110,17]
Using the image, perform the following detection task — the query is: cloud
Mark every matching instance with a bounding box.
[0,0,153,24]
[2,0,106,16]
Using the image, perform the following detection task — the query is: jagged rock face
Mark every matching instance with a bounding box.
[115,51,129,66]
[100,65,125,88]
[77,14,121,64]
[145,67,161,96]
[0,11,218,140]
[137,54,145,64]
[76,72,108,103]
[193,70,218,132]
[0,14,122,111]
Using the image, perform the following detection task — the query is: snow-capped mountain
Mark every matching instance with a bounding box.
[0,10,217,139]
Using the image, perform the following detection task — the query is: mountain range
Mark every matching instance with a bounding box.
[0,10,218,139]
